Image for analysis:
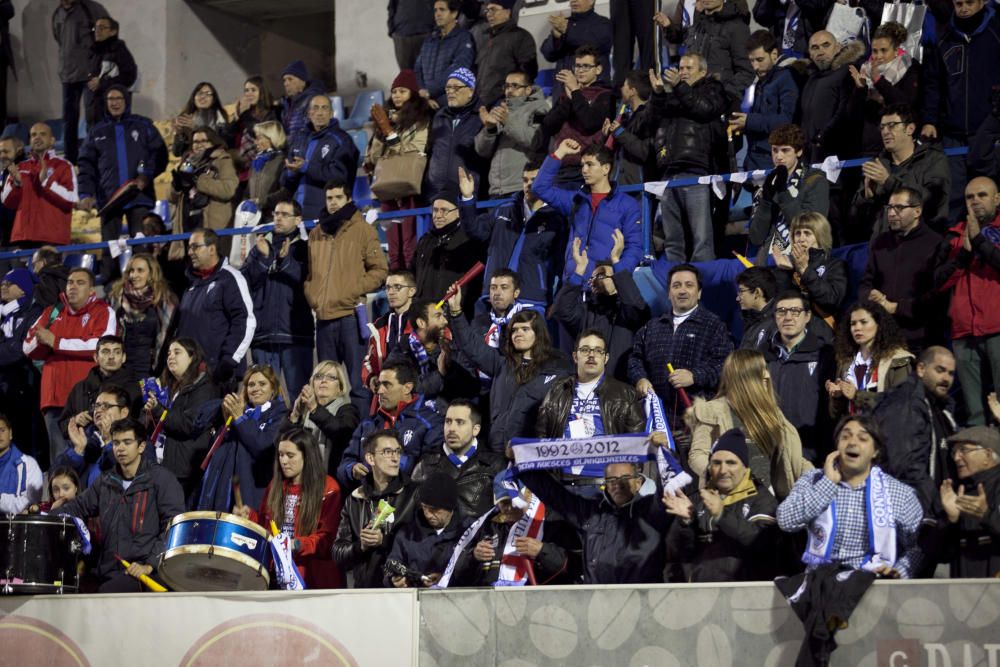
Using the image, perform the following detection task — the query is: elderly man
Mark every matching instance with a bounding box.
[475,0,538,107]
[938,426,1000,578]
[427,68,485,200]
[798,30,864,164]
[278,60,325,138]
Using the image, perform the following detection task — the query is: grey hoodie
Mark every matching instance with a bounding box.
[474,86,550,197]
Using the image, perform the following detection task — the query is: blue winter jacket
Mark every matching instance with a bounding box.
[415,26,476,105]
[281,121,359,220]
[280,81,326,139]
[176,259,256,373]
[744,66,799,171]
[531,154,643,279]
[241,229,314,346]
[426,99,485,200]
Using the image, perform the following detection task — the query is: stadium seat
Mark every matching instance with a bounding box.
[1,122,28,143]
[63,253,96,272]
[349,128,368,159]
[339,89,384,131]
[535,68,555,97]
[329,95,345,123]
[45,118,66,154]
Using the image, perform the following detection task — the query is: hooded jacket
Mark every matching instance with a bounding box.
[242,227,314,346]
[384,507,472,585]
[934,210,1000,339]
[474,86,550,197]
[798,40,867,162]
[282,121,359,220]
[176,258,256,373]
[280,80,326,139]
[148,372,220,490]
[170,145,239,233]
[426,97,486,199]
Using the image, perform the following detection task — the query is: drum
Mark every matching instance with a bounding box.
[159,511,270,592]
[0,514,82,595]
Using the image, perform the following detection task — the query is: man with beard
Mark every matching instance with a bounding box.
[363,270,417,396]
[935,177,1000,425]
[0,135,24,250]
[798,30,865,164]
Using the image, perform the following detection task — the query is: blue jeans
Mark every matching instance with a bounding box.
[659,174,714,262]
[316,315,371,416]
[251,342,314,400]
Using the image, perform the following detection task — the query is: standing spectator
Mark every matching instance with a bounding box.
[84,17,137,127]
[282,95,358,221]
[798,31,865,164]
[77,85,168,281]
[610,0,655,89]
[851,105,951,237]
[362,270,417,394]
[106,254,177,379]
[52,0,109,164]
[541,45,616,185]
[242,199,313,398]
[0,122,78,247]
[934,176,1000,426]
[388,0,436,71]
[922,0,1000,220]
[225,76,279,196]
[0,269,42,456]
[57,334,137,437]
[171,82,230,158]
[628,264,733,417]
[304,181,388,413]
[474,72,549,199]
[415,0,476,109]
[282,361,360,476]
[169,127,239,238]
[604,70,658,187]
[475,0,538,107]
[176,228,256,382]
[426,68,484,200]
[28,246,68,309]
[540,0,613,100]
[736,266,778,351]
[532,139,643,279]
[858,186,947,351]
[278,60,325,139]
[728,30,800,172]
[0,0,13,127]
[649,54,728,262]
[0,135,24,248]
[749,124,829,265]
[245,120,287,217]
[23,268,116,467]
[384,298,471,401]
[365,70,434,269]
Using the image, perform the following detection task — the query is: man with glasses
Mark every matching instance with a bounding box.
[859,185,947,351]
[736,267,778,352]
[938,426,1000,578]
[415,0,475,109]
[540,0,612,100]
[427,68,485,201]
[475,0,538,107]
[83,16,137,127]
[58,334,137,438]
[363,269,417,396]
[243,198,313,398]
[852,105,951,235]
[333,429,419,588]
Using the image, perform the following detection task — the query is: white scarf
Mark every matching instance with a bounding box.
[859,52,912,88]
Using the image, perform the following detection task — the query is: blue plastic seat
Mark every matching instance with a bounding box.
[63,253,96,272]
[339,89,385,131]
[352,173,374,208]
[348,128,368,159]
[45,118,66,154]
[535,68,555,88]
[329,95,345,122]
[1,123,28,143]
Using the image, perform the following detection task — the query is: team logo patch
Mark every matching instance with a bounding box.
[321,145,330,159]
[131,129,139,142]
[808,362,817,376]
[403,429,414,446]
[816,265,826,277]
[81,314,90,327]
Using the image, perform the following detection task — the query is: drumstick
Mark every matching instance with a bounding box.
[667,363,692,408]
[232,475,243,510]
[733,251,754,268]
[435,262,485,309]
[200,415,234,471]
[114,553,167,592]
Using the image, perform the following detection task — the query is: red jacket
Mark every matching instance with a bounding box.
[938,213,1000,338]
[0,150,77,245]
[251,475,344,589]
[362,310,413,392]
[23,293,118,410]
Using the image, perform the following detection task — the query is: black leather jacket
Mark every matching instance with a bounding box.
[411,446,506,520]
[536,375,646,438]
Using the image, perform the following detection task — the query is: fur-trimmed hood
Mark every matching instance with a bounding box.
[831,39,867,71]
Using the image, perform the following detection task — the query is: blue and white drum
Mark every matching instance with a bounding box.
[159,512,270,592]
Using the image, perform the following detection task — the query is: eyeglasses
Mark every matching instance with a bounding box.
[884,204,918,214]
[313,373,340,383]
[483,6,504,13]
[377,448,402,459]
[576,346,606,357]
[431,206,457,217]
[93,402,124,411]
[503,82,528,90]
[878,121,905,131]
[385,283,413,292]
[195,90,215,98]
[605,474,639,485]
[573,63,598,71]
[953,445,987,458]
[775,307,807,317]
[443,85,468,93]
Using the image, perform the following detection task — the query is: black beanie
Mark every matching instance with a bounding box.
[710,428,750,468]
[419,472,458,511]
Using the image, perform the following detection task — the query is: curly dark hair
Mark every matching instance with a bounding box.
[833,301,909,368]
[501,309,557,385]
[383,94,433,140]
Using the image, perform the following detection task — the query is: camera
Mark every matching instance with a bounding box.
[384,559,429,587]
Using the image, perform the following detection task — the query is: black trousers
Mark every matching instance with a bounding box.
[611,0,656,88]
[62,80,87,164]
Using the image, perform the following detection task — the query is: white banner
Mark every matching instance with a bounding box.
[510,433,651,471]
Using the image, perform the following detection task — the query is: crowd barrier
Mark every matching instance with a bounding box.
[2,579,998,666]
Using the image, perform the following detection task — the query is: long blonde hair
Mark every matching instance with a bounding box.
[109,253,172,305]
[716,350,786,458]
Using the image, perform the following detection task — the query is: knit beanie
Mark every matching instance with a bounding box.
[281,60,310,84]
[392,69,420,95]
[2,268,36,306]
[419,472,458,511]
[447,67,476,91]
[710,429,750,467]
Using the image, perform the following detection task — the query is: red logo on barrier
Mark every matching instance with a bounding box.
[0,614,92,667]
[877,639,923,667]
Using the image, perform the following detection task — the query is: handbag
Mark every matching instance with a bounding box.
[825,2,869,46]
[370,152,426,201]
[880,0,927,62]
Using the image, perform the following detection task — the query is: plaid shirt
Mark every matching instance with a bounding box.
[777,470,924,578]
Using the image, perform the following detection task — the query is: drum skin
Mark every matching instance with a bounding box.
[159,512,271,592]
[0,515,81,595]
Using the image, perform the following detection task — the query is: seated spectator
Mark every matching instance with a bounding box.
[198,364,287,514]
[475,0,538,107]
[938,426,1000,578]
[362,270,417,396]
[337,361,444,488]
[551,244,650,380]
[242,198,313,398]
[143,338,220,504]
[84,16,137,127]
[851,105,951,237]
[245,120,288,217]
[234,427,344,589]
[540,0,613,99]
[282,360,360,476]
[58,334,137,437]
[604,70,658,186]
[447,286,571,453]
[764,291,836,457]
[0,122,78,247]
[460,162,565,307]
[665,429,779,581]
[628,264,732,419]
[136,215,186,298]
[0,269,43,452]
[333,429,418,588]
[649,54,728,261]
[176,228,256,383]
[366,70,434,269]
[533,140,643,278]
[170,127,239,236]
[278,60,325,138]
[426,68,485,200]
[56,418,185,593]
[39,466,81,514]
[412,400,505,519]
[858,186,948,351]
[736,266,778,351]
[729,30,799,172]
[415,0,476,109]
[474,71,549,199]
[798,31,865,164]
[171,82,230,158]
[58,383,140,489]
[0,412,42,514]
[107,254,178,379]
[827,301,914,419]
[687,349,811,499]
[224,76,279,190]
[386,472,471,587]
[281,95,358,221]
[847,23,922,158]
[540,45,616,184]
[749,124,829,265]
[777,415,923,579]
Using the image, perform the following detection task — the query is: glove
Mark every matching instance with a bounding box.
[761,164,788,201]
[212,359,237,386]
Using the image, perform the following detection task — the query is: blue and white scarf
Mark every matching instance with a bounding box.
[0,443,27,496]
[511,433,652,472]
[644,391,693,496]
[408,332,431,376]
[485,302,529,349]
[446,440,477,468]
[803,466,897,573]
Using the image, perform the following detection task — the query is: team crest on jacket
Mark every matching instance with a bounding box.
[321,145,330,159]
[544,374,556,384]
[808,362,818,376]
[816,265,826,277]
[81,314,90,326]
[403,430,414,446]
[131,129,139,142]
[207,283,216,294]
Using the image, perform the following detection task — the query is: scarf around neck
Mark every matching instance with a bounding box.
[0,443,27,495]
